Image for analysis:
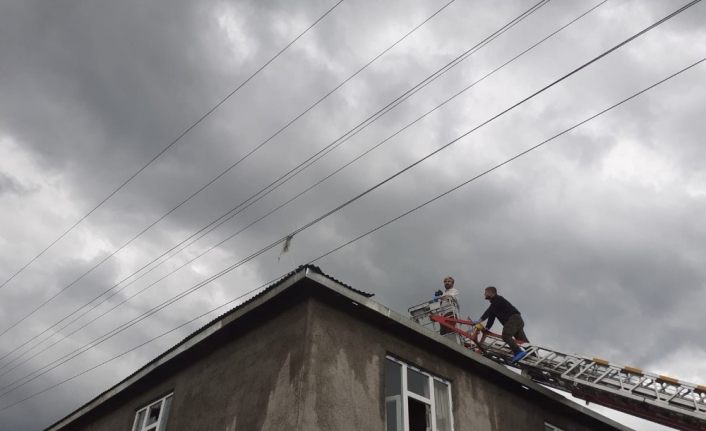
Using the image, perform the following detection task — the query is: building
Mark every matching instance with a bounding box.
[45,265,633,431]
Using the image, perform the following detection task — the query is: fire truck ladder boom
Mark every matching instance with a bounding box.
[408,299,706,431]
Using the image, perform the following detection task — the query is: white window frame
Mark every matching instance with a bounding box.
[544,423,565,431]
[385,356,455,431]
[132,393,173,431]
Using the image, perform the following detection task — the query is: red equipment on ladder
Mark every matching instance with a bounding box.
[408,299,706,431]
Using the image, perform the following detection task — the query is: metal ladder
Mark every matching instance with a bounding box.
[409,298,458,328]
[407,300,706,431]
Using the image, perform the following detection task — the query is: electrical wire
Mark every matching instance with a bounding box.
[0,0,459,339]
[0,275,281,415]
[3,54,704,415]
[0,0,345,292]
[310,58,706,265]
[0,0,600,379]
[0,0,691,393]
[0,0,700,402]
[0,0,547,367]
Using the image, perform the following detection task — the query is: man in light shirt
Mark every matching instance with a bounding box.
[438,276,459,308]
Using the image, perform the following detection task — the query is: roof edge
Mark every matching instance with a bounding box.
[44,266,336,430]
[44,266,629,431]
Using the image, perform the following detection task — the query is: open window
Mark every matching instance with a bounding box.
[385,356,454,431]
[132,393,173,431]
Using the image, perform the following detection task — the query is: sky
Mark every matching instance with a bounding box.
[0,0,704,429]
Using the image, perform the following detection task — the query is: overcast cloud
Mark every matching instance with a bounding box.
[1,0,705,430]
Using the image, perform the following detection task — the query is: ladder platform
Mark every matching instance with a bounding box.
[409,306,706,431]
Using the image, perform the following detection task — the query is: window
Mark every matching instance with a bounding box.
[544,423,565,431]
[385,357,454,431]
[132,393,173,431]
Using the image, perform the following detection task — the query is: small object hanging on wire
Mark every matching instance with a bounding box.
[278,235,294,262]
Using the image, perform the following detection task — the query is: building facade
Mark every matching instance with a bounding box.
[46,265,632,431]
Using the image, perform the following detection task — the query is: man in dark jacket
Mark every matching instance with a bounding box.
[473,286,529,362]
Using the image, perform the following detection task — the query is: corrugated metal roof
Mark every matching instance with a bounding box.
[149,264,372,363]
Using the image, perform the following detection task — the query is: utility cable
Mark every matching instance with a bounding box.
[310,58,706,264]
[0,0,547,367]
[2,54,703,414]
[0,0,458,339]
[0,0,344,292]
[0,0,595,379]
[0,275,282,416]
[0,0,463,362]
[0,1,699,400]
[0,0,688,390]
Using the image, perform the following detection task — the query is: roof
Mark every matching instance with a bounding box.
[145,264,372,358]
[46,264,632,431]
[45,265,370,431]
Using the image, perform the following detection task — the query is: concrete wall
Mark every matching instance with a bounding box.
[56,286,624,431]
[301,296,624,431]
[59,299,311,431]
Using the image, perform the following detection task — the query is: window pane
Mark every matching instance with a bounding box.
[408,397,431,431]
[157,396,173,431]
[407,368,429,398]
[434,380,452,431]
[385,359,402,397]
[385,360,403,431]
[146,402,162,426]
[386,398,402,431]
[133,409,146,431]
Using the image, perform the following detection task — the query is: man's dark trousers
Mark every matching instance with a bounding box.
[502,314,528,354]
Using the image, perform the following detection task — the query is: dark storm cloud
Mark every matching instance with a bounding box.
[0,1,704,430]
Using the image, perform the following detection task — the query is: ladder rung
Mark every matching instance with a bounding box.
[593,357,610,366]
[623,365,643,375]
[658,375,681,385]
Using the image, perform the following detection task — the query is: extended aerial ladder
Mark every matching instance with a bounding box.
[408,299,706,431]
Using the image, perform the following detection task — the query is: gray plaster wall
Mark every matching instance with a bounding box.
[54,289,626,431]
[300,297,624,431]
[59,300,311,431]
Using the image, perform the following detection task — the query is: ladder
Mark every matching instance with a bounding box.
[407,299,706,431]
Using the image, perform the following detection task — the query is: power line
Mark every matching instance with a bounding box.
[0,0,344,292]
[0,0,463,362]
[311,59,706,264]
[3,54,704,415]
[0,0,690,393]
[0,0,459,340]
[0,0,547,367]
[0,0,589,378]
[0,275,281,415]
[0,0,699,401]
